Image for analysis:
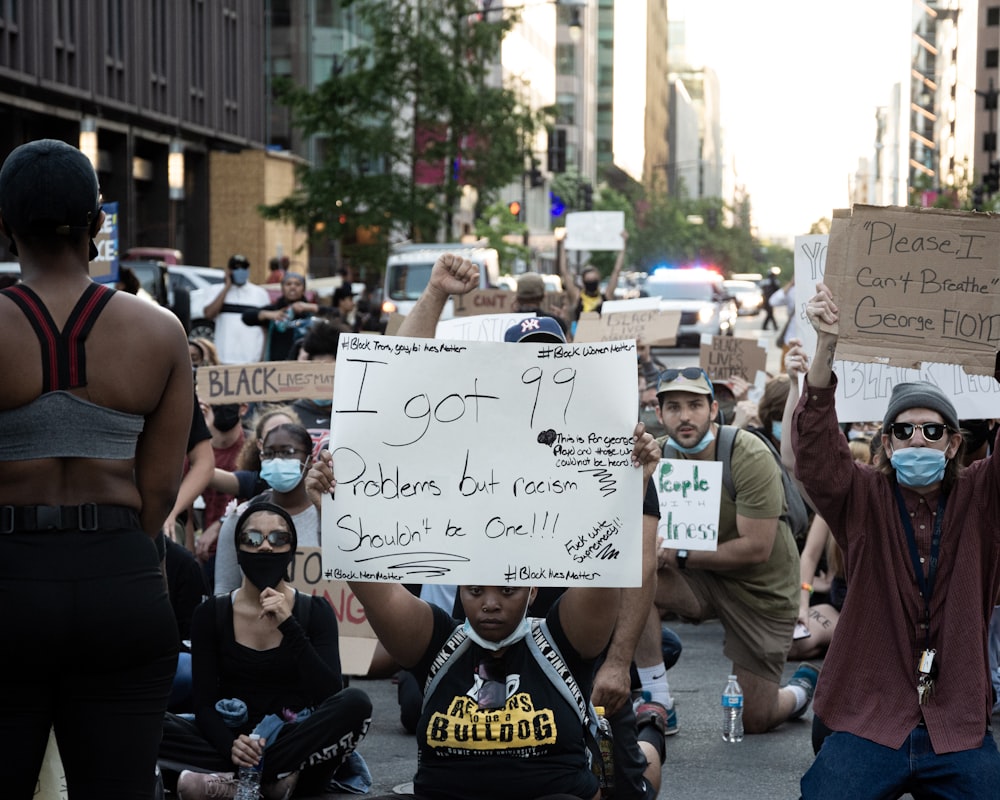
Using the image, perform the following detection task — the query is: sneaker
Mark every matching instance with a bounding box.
[636,700,678,737]
[787,662,820,720]
[176,771,237,800]
[664,704,679,736]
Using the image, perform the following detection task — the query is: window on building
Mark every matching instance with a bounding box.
[150,0,168,111]
[272,0,291,27]
[987,49,999,68]
[556,43,576,75]
[556,92,576,125]
[189,0,206,122]
[988,7,1000,25]
[53,0,78,84]
[985,131,997,153]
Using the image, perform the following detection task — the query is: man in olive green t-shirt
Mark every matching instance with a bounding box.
[651,367,817,734]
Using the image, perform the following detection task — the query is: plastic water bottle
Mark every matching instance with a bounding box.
[591,706,615,798]
[722,674,744,743]
[235,734,263,800]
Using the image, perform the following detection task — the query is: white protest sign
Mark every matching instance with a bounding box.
[323,333,643,587]
[435,313,531,342]
[565,211,627,251]
[794,230,1000,422]
[653,459,722,552]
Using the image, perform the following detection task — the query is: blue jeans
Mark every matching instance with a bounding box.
[801,727,1000,799]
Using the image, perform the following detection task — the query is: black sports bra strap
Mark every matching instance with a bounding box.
[1,283,115,391]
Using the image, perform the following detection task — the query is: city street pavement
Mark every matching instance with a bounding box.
[324,621,821,800]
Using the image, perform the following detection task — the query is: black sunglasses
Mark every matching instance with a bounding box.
[475,658,507,711]
[238,529,293,548]
[888,422,950,442]
[660,367,708,383]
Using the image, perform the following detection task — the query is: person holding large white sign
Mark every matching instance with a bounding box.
[308,253,669,800]
[651,367,817,734]
[794,282,1000,798]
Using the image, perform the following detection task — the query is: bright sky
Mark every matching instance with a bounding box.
[674,0,912,242]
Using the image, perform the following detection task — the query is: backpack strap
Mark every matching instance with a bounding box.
[526,618,591,727]
[527,619,601,770]
[292,590,311,631]
[716,425,739,501]
[421,624,473,710]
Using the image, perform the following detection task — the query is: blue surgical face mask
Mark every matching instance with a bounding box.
[231,267,250,286]
[890,447,947,488]
[666,428,716,455]
[260,458,305,492]
[771,420,782,443]
[312,398,333,408]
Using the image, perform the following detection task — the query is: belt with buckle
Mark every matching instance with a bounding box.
[0,504,139,534]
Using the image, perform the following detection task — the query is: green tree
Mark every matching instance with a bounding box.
[260,0,548,271]
[629,192,763,277]
[808,217,831,235]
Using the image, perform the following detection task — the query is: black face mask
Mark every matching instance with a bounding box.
[237,550,292,591]
[583,280,600,294]
[212,404,241,433]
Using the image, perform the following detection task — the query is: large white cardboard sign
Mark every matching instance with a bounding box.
[565,211,627,251]
[322,334,643,586]
[654,460,722,552]
[794,229,1000,422]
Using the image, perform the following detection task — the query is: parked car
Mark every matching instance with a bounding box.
[723,278,765,316]
[124,260,225,337]
[171,265,225,339]
[123,246,184,265]
[643,268,738,347]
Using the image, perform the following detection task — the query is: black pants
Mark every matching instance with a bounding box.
[0,529,179,800]
[762,304,778,330]
[160,687,372,795]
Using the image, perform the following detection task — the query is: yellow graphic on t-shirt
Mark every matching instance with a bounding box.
[426,692,557,751]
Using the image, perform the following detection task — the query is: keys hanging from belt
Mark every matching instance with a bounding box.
[917,649,937,706]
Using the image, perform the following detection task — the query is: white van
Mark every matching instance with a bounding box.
[381,243,500,323]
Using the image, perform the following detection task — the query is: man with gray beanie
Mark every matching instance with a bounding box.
[793,281,1000,797]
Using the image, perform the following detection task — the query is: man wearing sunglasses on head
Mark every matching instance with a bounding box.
[793,282,1000,798]
[653,366,815,734]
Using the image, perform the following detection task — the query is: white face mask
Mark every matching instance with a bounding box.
[462,591,533,651]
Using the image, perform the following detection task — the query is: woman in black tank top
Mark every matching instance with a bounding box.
[0,139,194,798]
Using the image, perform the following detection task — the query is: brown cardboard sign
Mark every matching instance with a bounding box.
[823,205,1000,376]
[287,547,378,676]
[195,361,335,403]
[453,288,566,318]
[699,335,768,382]
[574,308,680,346]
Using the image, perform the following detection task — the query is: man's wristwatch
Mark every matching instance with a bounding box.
[676,550,689,571]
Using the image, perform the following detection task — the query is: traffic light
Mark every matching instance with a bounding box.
[581,182,593,211]
[986,161,1000,194]
[528,159,544,188]
[507,200,522,220]
[973,184,985,211]
[547,128,566,173]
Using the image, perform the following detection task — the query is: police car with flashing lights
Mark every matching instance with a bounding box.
[643,267,738,347]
